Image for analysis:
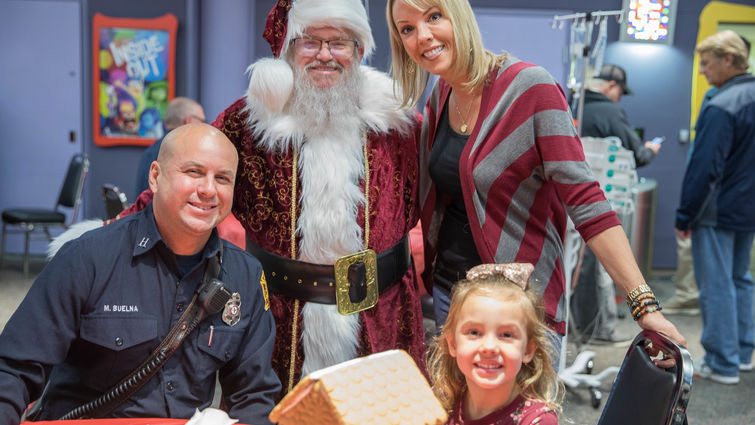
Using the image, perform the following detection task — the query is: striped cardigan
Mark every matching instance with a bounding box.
[419,55,620,333]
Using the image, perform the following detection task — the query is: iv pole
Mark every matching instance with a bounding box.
[551,9,627,409]
[553,10,624,136]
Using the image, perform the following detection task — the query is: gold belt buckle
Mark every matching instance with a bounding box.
[334,249,378,315]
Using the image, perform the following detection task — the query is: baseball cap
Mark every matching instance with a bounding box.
[596,64,633,95]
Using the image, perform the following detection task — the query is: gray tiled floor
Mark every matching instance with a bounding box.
[561,271,755,425]
[1,255,754,424]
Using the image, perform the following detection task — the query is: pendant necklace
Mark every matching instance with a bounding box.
[452,91,475,134]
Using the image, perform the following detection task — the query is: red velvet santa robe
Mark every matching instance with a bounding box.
[213,62,426,396]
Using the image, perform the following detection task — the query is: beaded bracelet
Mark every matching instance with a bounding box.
[634,304,663,321]
[628,292,656,310]
[632,299,660,317]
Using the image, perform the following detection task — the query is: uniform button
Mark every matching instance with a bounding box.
[176,302,185,312]
[114,337,123,347]
[167,381,174,391]
[225,351,231,360]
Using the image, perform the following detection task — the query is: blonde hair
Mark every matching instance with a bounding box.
[386,0,505,107]
[428,275,563,414]
[696,30,749,71]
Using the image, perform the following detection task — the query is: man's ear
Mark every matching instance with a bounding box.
[358,45,365,63]
[148,162,160,193]
[723,53,735,67]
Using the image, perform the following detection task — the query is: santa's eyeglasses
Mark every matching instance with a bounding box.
[291,38,358,59]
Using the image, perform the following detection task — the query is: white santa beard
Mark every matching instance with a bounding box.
[291,60,365,377]
[287,59,362,137]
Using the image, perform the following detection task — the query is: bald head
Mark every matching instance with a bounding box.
[157,123,237,166]
[150,123,239,254]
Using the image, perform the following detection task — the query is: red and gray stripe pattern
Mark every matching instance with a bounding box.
[420,55,620,333]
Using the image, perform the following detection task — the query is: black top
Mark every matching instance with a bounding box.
[175,251,204,278]
[429,103,482,293]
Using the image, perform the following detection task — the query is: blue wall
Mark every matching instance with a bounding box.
[603,43,692,269]
[2,0,753,269]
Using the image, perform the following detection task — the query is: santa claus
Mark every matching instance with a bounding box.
[213,0,425,395]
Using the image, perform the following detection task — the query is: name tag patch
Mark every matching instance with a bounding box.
[103,304,139,312]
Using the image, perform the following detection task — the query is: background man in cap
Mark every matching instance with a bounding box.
[572,63,661,345]
[582,63,661,166]
[212,0,425,395]
[676,30,755,385]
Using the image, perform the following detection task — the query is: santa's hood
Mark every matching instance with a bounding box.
[47,219,104,259]
[242,58,415,152]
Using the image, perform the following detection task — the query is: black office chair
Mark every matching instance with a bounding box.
[101,183,129,220]
[598,330,693,425]
[1,153,89,276]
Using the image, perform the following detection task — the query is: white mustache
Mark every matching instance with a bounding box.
[305,60,343,71]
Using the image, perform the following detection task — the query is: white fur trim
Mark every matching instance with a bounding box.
[300,303,360,376]
[281,0,374,59]
[46,219,104,259]
[297,126,364,263]
[293,91,365,375]
[244,65,414,153]
[242,60,417,376]
[246,58,293,114]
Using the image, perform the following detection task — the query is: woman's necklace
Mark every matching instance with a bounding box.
[452,91,475,134]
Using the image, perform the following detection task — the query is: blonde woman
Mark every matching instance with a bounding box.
[387,0,685,356]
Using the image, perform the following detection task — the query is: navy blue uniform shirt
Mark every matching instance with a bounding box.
[0,205,280,424]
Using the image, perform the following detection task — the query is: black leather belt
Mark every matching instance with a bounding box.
[246,236,410,306]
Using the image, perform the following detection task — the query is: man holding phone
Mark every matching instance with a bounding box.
[573,63,662,345]
[581,63,661,166]
[651,136,665,146]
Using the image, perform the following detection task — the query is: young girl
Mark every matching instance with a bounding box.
[429,263,562,424]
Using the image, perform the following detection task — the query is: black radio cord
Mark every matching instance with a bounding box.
[59,276,230,420]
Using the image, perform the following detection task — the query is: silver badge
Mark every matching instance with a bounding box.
[222,292,241,327]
